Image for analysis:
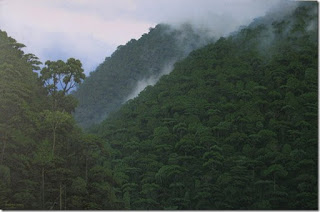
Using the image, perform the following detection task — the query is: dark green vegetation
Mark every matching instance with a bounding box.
[90,2,318,210]
[0,1,318,210]
[0,31,121,209]
[73,24,213,128]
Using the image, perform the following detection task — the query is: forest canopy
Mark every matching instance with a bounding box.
[0,1,318,210]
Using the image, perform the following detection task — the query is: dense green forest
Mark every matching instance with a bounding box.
[0,1,318,210]
[90,2,318,210]
[0,30,122,209]
[73,24,214,128]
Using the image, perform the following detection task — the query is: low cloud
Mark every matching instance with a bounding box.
[125,62,175,101]
[0,0,154,74]
[0,0,282,75]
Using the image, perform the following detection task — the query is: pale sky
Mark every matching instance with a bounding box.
[0,0,281,75]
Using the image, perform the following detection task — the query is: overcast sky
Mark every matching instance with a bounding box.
[0,0,282,75]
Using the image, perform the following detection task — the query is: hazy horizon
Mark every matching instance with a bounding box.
[0,0,282,75]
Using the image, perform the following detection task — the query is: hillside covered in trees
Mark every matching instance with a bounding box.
[90,1,318,210]
[72,24,214,128]
[0,1,318,210]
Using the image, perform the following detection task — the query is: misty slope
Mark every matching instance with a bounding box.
[73,24,213,128]
[90,2,318,210]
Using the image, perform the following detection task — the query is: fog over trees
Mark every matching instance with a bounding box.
[0,1,318,210]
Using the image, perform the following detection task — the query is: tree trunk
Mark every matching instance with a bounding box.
[85,153,88,183]
[1,136,6,164]
[64,185,67,210]
[42,167,45,209]
[273,174,276,192]
[59,183,62,210]
[252,168,255,180]
[52,127,56,157]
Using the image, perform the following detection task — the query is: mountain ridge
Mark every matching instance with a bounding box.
[73,23,214,128]
[89,1,318,209]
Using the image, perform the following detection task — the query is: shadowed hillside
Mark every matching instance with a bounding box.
[72,24,214,128]
[90,2,318,209]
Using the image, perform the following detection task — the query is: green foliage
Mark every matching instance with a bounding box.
[73,24,214,128]
[0,30,121,209]
[0,1,318,210]
[90,2,318,210]
[40,58,85,96]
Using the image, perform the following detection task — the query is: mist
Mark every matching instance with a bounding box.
[0,0,284,75]
[125,62,175,101]
[0,0,299,126]
[123,0,291,102]
[122,0,304,104]
[133,0,283,37]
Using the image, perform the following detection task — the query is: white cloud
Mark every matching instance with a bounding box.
[0,0,281,75]
[0,0,154,74]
